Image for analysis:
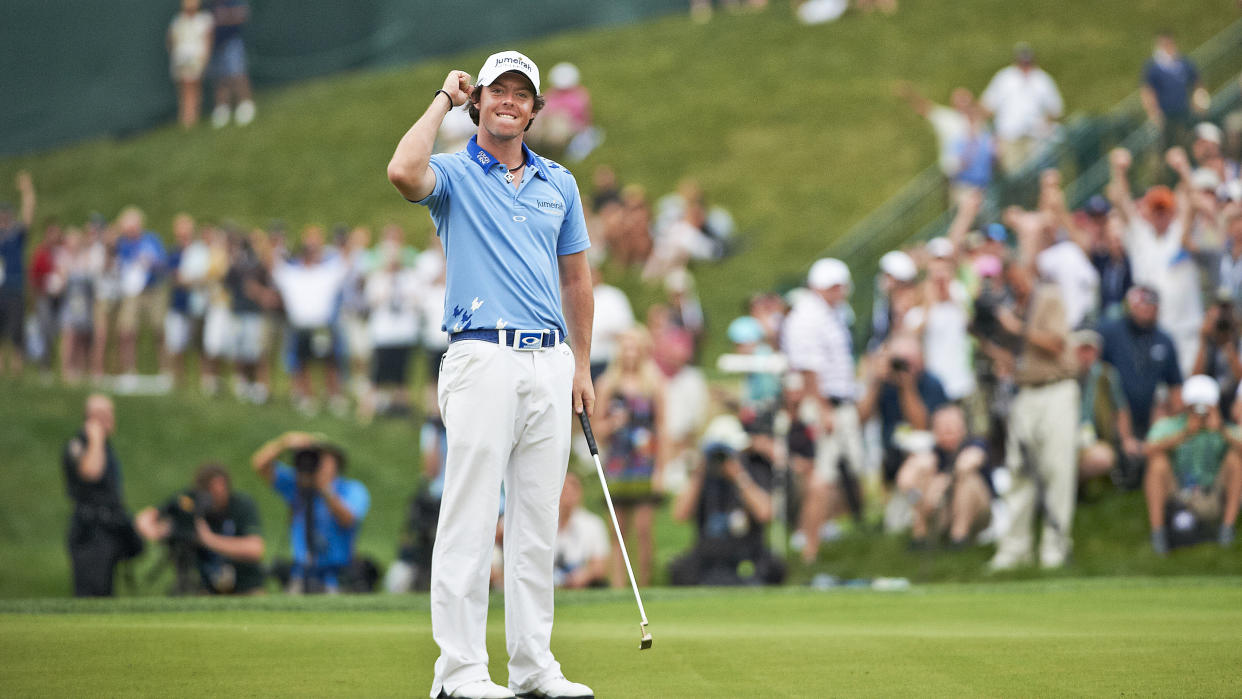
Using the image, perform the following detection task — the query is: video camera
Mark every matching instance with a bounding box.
[161,489,212,544]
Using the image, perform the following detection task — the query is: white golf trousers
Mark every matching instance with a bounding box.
[430,339,575,698]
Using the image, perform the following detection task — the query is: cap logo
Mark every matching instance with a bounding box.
[495,56,533,72]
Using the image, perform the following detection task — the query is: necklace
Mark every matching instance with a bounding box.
[504,162,526,184]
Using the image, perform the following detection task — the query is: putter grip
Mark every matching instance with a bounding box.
[578,411,599,456]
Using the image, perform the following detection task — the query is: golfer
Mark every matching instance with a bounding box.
[387,51,595,699]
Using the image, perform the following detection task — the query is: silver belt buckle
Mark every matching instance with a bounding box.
[511,329,546,351]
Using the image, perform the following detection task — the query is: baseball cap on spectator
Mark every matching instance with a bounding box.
[973,254,1003,278]
[727,316,765,345]
[1071,328,1102,349]
[879,250,917,283]
[985,223,1008,243]
[701,414,750,453]
[1084,195,1110,217]
[1194,122,1223,145]
[1182,375,1220,412]
[1127,284,1160,306]
[807,258,851,290]
[926,236,955,259]
[548,62,580,90]
[1143,185,1175,212]
[477,50,541,94]
[1191,168,1222,191]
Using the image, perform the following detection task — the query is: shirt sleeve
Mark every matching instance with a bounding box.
[1162,338,1184,386]
[1146,416,1180,443]
[235,495,263,536]
[272,463,297,507]
[1042,73,1064,119]
[1032,286,1069,339]
[339,479,371,524]
[415,155,451,218]
[980,71,1003,113]
[1103,363,1128,413]
[556,178,592,256]
[1142,60,1158,89]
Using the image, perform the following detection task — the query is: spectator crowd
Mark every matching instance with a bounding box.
[27,28,1242,598]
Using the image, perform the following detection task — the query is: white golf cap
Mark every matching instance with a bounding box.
[807,257,851,290]
[548,62,580,90]
[1195,122,1223,145]
[476,50,541,94]
[926,236,955,259]
[700,414,750,453]
[1183,374,1220,409]
[1191,167,1221,191]
[879,250,917,282]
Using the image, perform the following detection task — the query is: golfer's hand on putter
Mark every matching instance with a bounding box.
[572,365,595,417]
[441,70,472,107]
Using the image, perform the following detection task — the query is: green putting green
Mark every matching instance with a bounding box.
[3,578,1239,697]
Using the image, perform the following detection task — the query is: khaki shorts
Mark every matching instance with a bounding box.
[811,402,865,486]
[117,288,168,335]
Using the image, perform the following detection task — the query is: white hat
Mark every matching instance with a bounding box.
[1191,167,1222,191]
[476,50,541,94]
[548,62,580,90]
[1183,374,1220,409]
[807,258,851,290]
[1195,122,1223,145]
[925,236,955,259]
[700,414,750,453]
[879,250,917,282]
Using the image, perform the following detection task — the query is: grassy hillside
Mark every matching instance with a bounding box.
[0,1,1231,357]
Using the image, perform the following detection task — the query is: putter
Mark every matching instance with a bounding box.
[578,410,653,650]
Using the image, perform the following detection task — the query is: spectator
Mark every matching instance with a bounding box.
[1193,298,1242,412]
[164,214,207,388]
[669,414,785,586]
[895,405,992,548]
[726,315,782,420]
[869,249,917,350]
[664,268,705,354]
[89,217,122,380]
[198,225,234,394]
[1098,285,1184,444]
[529,62,601,162]
[588,265,635,381]
[1220,210,1242,312]
[362,243,420,418]
[1024,170,1101,329]
[57,228,95,383]
[594,326,668,588]
[1108,147,1202,376]
[112,206,168,378]
[167,0,214,129]
[988,262,1078,570]
[384,404,448,594]
[857,333,949,486]
[412,234,448,408]
[895,83,973,182]
[780,259,866,563]
[225,231,279,404]
[1144,375,1242,555]
[553,471,610,589]
[0,171,35,376]
[904,253,976,401]
[949,103,996,202]
[269,226,349,414]
[62,394,144,596]
[1072,329,1142,484]
[1142,30,1208,152]
[251,431,370,593]
[652,310,709,495]
[207,0,254,127]
[980,42,1064,174]
[28,219,63,372]
[340,226,375,407]
[133,463,266,594]
[1087,204,1133,320]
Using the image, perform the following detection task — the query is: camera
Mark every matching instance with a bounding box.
[890,357,909,373]
[293,447,324,475]
[161,489,212,544]
[703,444,736,477]
[1214,301,1235,337]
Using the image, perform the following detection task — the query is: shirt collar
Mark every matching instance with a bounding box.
[466,136,546,180]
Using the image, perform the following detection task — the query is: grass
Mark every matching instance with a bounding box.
[0,2,1231,361]
[2,578,1241,696]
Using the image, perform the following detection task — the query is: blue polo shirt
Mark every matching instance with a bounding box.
[1098,317,1182,438]
[0,225,26,294]
[272,463,370,572]
[416,136,590,337]
[115,231,167,289]
[1143,55,1198,118]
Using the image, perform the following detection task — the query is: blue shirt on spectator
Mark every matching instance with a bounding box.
[1098,317,1182,438]
[416,136,590,338]
[115,231,167,289]
[272,463,370,574]
[210,0,248,44]
[952,129,994,189]
[1143,55,1199,118]
[0,225,27,294]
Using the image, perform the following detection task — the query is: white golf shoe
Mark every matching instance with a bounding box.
[515,677,594,699]
[441,679,516,699]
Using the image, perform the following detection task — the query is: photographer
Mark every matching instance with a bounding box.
[251,431,370,593]
[1192,299,1242,413]
[133,463,265,594]
[668,415,785,586]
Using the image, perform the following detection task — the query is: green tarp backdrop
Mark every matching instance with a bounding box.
[0,0,684,156]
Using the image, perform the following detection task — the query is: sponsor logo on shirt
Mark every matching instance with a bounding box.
[536,199,564,212]
[476,151,491,166]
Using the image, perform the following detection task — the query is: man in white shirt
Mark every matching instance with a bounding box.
[553,472,609,589]
[270,226,349,412]
[981,43,1064,173]
[779,258,865,564]
[896,82,973,180]
[588,266,635,380]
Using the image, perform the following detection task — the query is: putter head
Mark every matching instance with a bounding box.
[639,622,652,650]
